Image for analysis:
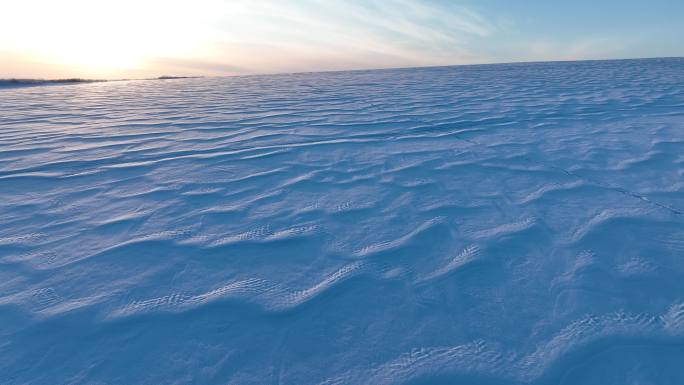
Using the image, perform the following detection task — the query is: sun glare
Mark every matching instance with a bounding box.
[1,0,212,78]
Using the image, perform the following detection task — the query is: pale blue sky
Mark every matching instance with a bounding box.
[1,0,682,78]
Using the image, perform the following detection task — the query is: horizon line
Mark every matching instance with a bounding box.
[2,56,683,84]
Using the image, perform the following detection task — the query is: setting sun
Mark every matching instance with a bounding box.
[1,0,212,77]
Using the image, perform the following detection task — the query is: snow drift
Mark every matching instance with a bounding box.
[1,58,684,384]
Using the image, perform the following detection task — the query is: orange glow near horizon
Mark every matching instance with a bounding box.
[1,0,215,78]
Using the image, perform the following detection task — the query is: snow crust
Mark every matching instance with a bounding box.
[1,58,684,384]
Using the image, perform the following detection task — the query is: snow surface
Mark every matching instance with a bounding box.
[1,58,684,384]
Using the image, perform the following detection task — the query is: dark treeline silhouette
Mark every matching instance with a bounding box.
[0,76,203,89]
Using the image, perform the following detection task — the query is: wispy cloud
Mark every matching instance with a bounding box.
[157,0,496,75]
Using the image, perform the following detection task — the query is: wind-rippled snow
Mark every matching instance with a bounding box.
[1,58,684,384]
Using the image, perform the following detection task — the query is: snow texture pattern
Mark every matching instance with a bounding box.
[1,58,684,384]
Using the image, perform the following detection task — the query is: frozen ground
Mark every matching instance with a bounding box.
[1,58,684,384]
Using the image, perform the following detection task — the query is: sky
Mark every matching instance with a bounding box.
[1,0,683,79]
